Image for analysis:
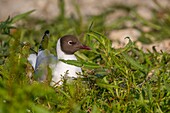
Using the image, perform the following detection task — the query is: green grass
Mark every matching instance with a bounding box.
[0,0,170,113]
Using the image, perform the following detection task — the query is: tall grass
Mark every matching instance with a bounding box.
[0,0,170,113]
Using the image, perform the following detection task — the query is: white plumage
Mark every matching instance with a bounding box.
[28,37,85,86]
[50,38,82,86]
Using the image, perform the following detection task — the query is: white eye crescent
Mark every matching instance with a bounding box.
[68,41,73,45]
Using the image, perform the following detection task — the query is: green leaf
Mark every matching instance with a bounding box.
[164,79,170,92]
[31,105,51,113]
[122,52,145,71]
[82,61,101,69]
[12,9,35,23]
[113,37,133,56]
[97,82,120,89]
[60,59,101,69]
[59,59,83,67]
[75,51,89,61]
[57,88,71,100]
[87,33,103,46]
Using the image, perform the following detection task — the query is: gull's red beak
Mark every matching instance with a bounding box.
[79,45,91,50]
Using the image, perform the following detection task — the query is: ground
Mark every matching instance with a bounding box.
[0,0,170,52]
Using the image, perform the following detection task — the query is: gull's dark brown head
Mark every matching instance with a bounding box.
[60,35,90,54]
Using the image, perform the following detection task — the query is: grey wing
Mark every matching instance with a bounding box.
[48,53,58,71]
[34,50,57,82]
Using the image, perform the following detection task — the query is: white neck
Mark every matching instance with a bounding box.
[56,38,77,60]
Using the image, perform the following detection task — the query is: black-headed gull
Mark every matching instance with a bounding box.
[28,31,90,86]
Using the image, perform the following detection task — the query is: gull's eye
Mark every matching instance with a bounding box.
[68,41,76,45]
